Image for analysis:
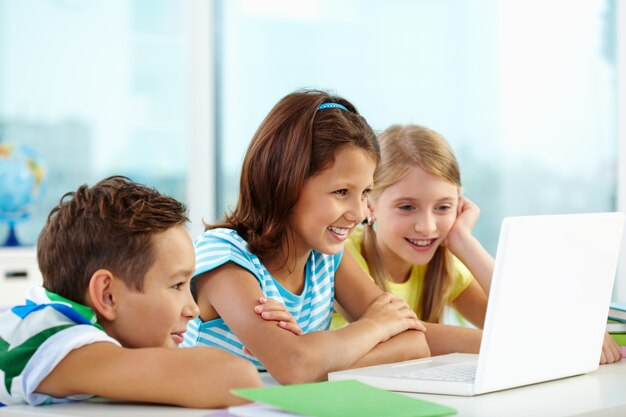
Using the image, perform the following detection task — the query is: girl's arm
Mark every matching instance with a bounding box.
[333,252,431,368]
[37,343,261,408]
[445,196,495,296]
[450,280,488,328]
[194,261,425,385]
[444,196,493,327]
[421,321,482,355]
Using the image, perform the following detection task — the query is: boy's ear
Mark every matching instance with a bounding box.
[87,269,118,321]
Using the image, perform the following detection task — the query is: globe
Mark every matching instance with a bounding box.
[0,143,47,246]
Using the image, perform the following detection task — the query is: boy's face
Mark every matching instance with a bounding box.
[108,225,199,348]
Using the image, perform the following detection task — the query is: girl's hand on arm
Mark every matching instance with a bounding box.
[359,292,426,341]
[334,252,431,364]
[194,262,402,384]
[600,331,623,365]
[254,297,303,335]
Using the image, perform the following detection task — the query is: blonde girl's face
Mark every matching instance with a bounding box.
[289,146,376,256]
[371,165,459,274]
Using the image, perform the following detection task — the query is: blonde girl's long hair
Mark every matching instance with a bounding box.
[361,124,461,323]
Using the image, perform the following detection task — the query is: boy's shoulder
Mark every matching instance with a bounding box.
[0,287,119,406]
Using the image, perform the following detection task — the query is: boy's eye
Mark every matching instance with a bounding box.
[334,189,348,196]
[361,189,371,200]
[172,282,184,290]
[436,204,453,212]
[398,204,414,211]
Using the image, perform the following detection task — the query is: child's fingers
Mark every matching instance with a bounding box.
[412,319,427,332]
[600,332,621,364]
[256,302,290,313]
[401,316,426,332]
[260,310,296,323]
[278,321,303,336]
[254,298,292,315]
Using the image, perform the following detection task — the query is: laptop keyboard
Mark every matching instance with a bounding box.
[393,362,477,383]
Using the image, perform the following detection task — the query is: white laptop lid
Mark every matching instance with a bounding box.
[474,212,624,393]
[328,212,625,395]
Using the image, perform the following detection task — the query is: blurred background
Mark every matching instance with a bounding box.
[0,0,625,297]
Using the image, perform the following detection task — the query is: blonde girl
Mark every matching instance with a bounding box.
[332,124,622,363]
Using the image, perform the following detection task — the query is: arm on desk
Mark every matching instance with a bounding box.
[37,343,262,408]
[194,258,427,385]
[422,322,482,355]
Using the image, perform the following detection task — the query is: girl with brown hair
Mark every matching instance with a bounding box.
[183,91,431,384]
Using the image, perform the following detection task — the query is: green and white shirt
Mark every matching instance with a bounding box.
[0,286,119,406]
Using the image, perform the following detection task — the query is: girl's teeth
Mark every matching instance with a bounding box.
[329,226,348,236]
[409,238,433,247]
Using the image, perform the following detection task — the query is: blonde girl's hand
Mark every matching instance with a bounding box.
[445,195,481,253]
[360,292,426,342]
[600,331,622,365]
[253,297,303,336]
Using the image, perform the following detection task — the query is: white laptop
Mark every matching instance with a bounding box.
[329,212,625,396]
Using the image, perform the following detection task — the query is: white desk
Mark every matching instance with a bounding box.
[0,247,42,309]
[1,360,625,417]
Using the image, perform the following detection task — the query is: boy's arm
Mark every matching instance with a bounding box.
[194,261,425,385]
[36,343,261,408]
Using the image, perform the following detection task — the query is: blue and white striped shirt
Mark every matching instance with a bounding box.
[182,228,341,370]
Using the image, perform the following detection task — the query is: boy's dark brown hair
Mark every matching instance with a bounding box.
[37,176,189,303]
[211,89,379,261]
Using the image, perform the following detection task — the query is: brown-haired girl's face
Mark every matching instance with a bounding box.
[370,166,459,275]
[289,146,376,256]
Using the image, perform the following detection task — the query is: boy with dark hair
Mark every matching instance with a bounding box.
[0,176,261,408]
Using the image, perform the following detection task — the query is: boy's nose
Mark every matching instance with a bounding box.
[183,298,201,320]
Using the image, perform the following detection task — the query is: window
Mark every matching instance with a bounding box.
[215,0,617,259]
[0,0,190,245]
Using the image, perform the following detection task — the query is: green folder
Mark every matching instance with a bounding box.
[232,379,456,417]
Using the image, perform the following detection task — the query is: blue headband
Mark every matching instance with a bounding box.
[317,102,349,111]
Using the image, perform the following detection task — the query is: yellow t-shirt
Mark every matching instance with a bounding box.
[330,226,473,329]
